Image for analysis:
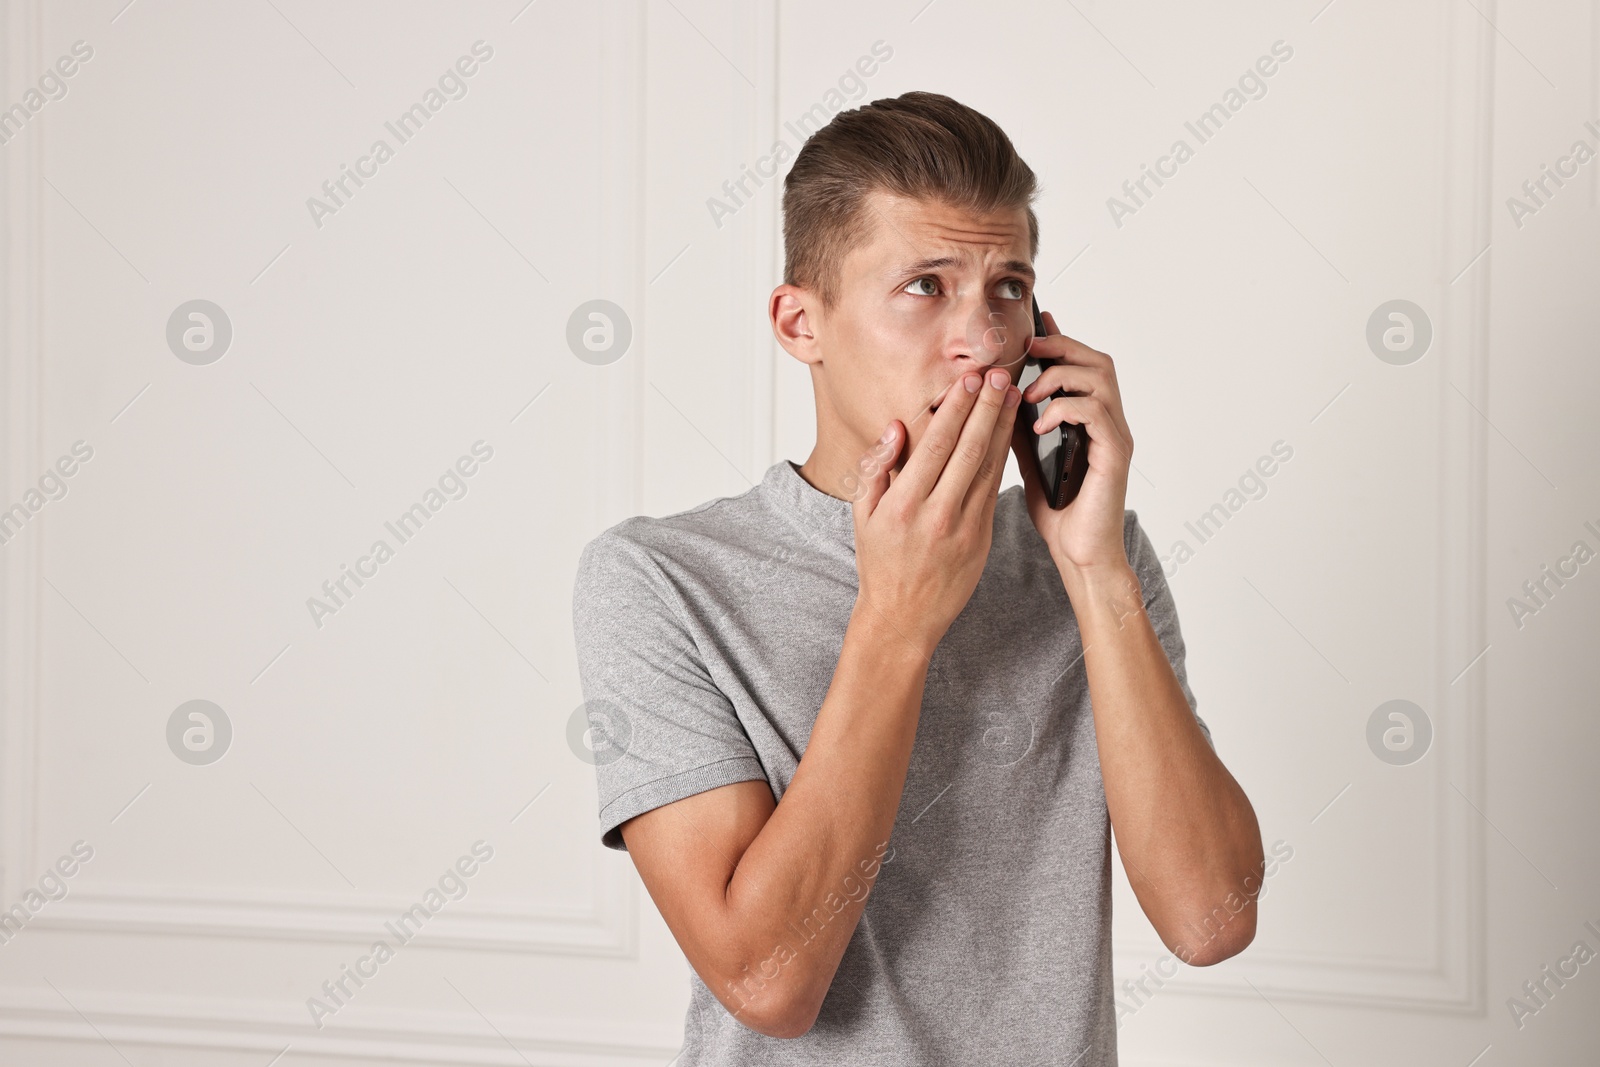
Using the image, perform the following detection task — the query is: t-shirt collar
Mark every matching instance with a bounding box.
[764,458,856,550]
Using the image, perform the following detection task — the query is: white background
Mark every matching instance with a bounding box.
[1,0,1597,1064]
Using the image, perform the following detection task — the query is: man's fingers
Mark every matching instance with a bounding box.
[966,381,1021,517]
[1019,363,1102,412]
[932,369,1013,509]
[1031,312,1113,370]
[1022,372,1131,449]
[892,373,983,503]
[1035,394,1133,466]
[847,420,902,530]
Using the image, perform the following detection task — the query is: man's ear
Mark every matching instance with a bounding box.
[770,285,822,366]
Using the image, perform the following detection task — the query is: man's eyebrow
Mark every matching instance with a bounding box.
[892,256,1037,281]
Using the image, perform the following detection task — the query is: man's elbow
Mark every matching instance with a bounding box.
[1173,904,1257,967]
[731,993,820,1040]
[712,963,822,1039]
[753,1006,821,1040]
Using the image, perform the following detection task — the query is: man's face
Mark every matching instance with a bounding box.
[807,190,1036,474]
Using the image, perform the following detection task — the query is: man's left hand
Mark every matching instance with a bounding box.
[1010,309,1136,584]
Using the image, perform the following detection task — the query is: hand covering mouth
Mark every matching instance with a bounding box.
[929,365,999,413]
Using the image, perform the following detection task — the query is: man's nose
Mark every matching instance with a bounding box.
[952,294,1020,370]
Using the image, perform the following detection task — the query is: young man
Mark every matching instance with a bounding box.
[571,91,1263,1062]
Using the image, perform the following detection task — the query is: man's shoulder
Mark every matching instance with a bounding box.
[574,478,777,594]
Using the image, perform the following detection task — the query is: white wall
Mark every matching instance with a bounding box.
[0,0,1596,1064]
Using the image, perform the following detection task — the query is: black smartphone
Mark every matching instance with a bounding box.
[1018,296,1089,509]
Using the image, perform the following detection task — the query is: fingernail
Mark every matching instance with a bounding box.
[1004,386,1020,408]
[963,374,981,394]
[879,424,894,443]
[988,369,1007,390]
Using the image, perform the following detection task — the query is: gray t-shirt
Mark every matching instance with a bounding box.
[571,458,1211,1065]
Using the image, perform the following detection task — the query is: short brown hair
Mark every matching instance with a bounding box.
[782,91,1039,312]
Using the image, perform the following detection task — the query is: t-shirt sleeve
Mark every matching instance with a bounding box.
[1123,511,1214,750]
[571,528,771,852]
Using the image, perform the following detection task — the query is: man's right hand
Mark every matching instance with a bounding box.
[848,367,1022,659]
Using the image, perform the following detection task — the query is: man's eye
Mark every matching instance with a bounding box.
[997,279,1025,300]
[903,277,939,297]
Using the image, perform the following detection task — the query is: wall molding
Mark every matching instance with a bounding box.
[0,986,681,1067]
[30,851,634,954]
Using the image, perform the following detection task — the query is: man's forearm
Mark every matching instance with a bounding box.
[718,597,930,1034]
[1062,560,1264,964]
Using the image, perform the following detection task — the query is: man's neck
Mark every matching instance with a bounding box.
[798,434,900,504]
